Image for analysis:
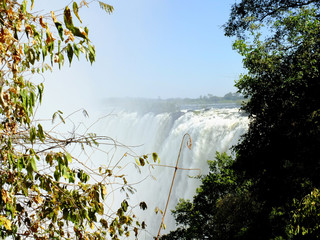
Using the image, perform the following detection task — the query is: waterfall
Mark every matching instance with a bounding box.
[93,104,249,238]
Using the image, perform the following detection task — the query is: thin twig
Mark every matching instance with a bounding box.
[156,133,192,239]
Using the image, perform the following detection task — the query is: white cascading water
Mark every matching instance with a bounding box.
[92,104,249,239]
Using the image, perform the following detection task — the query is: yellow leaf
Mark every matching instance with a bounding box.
[162,223,166,230]
[51,11,58,23]
[33,195,43,204]
[90,222,94,229]
[0,216,12,230]
[101,185,107,195]
[135,158,140,166]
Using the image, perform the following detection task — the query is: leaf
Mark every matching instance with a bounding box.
[33,195,43,204]
[73,2,82,23]
[30,157,37,171]
[101,185,107,199]
[73,27,88,40]
[37,124,45,142]
[64,6,74,31]
[98,1,114,14]
[52,110,65,124]
[37,83,44,103]
[64,6,88,40]
[90,222,94,230]
[152,152,158,162]
[21,0,27,13]
[65,153,72,163]
[139,157,145,166]
[89,51,95,65]
[100,219,108,228]
[139,202,147,210]
[162,223,166,230]
[135,158,140,166]
[0,216,11,230]
[55,22,64,41]
[54,170,60,181]
[121,200,128,212]
[31,0,34,10]
[73,43,80,59]
[30,126,36,144]
[39,16,46,28]
[67,43,73,65]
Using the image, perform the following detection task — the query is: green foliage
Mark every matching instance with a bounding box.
[230,1,320,239]
[233,5,320,205]
[287,188,320,239]
[0,1,151,239]
[165,1,320,239]
[161,152,260,240]
[224,0,320,38]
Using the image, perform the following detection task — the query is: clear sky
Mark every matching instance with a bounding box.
[33,0,244,113]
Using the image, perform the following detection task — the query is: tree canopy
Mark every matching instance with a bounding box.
[224,0,320,38]
[162,1,320,239]
[0,1,156,239]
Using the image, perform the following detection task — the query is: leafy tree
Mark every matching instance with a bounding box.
[224,0,320,38]
[0,1,154,239]
[160,153,261,240]
[287,188,320,239]
[164,1,320,239]
[232,4,320,202]
[228,1,320,239]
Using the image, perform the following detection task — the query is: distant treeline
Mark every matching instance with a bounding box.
[103,92,245,114]
[166,92,245,105]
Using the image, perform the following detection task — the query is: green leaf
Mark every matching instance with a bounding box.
[30,126,36,144]
[37,83,44,103]
[42,44,47,60]
[30,157,37,171]
[2,0,7,11]
[98,1,114,14]
[54,170,60,181]
[73,27,88,40]
[54,22,64,41]
[65,153,72,163]
[73,2,82,23]
[17,157,24,171]
[121,200,128,212]
[88,44,95,64]
[28,48,36,65]
[152,152,158,162]
[64,6,88,40]
[52,110,65,124]
[64,6,74,31]
[21,0,27,13]
[73,43,80,59]
[67,43,73,66]
[37,124,45,142]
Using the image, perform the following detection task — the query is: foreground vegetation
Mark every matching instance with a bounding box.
[0,1,155,239]
[162,0,320,239]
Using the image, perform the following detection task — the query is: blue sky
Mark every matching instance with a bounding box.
[34,0,244,113]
